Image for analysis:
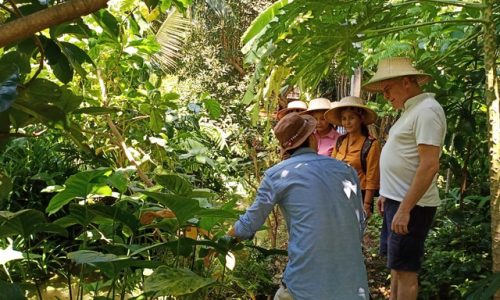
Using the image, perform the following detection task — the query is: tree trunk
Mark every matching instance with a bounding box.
[350,67,362,97]
[483,1,500,298]
[0,0,109,48]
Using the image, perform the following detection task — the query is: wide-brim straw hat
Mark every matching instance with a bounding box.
[363,57,433,92]
[276,100,308,120]
[324,96,378,126]
[301,97,331,114]
[274,113,317,155]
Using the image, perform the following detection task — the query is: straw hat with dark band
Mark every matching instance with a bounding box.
[274,113,317,154]
[363,57,433,92]
[324,96,377,126]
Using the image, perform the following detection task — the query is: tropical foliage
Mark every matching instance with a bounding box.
[0,0,498,299]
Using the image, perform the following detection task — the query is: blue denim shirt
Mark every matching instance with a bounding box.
[234,148,369,300]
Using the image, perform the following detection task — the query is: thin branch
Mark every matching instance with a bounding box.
[417,0,486,8]
[97,68,154,187]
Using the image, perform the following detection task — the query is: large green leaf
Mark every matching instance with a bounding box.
[67,250,123,264]
[202,98,222,119]
[149,108,163,133]
[0,281,26,300]
[144,265,215,297]
[42,38,62,65]
[0,209,46,237]
[0,209,48,237]
[45,169,112,215]
[95,259,162,279]
[0,52,30,74]
[88,204,139,233]
[241,0,289,48]
[17,78,61,105]
[59,42,94,77]
[154,173,193,196]
[128,36,161,55]
[142,191,200,225]
[53,204,96,228]
[52,54,73,84]
[57,88,83,113]
[106,169,130,193]
[142,191,237,227]
[93,10,120,39]
[50,22,92,39]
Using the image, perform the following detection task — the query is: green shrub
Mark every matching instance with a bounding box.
[419,189,491,299]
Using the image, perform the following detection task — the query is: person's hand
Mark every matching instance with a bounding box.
[363,203,372,219]
[376,196,386,215]
[391,208,410,235]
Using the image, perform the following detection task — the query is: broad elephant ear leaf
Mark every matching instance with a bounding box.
[45,168,112,215]
[154,173,193,196]
[144,265,215,297]
[88,204,139,234]
[67,250,121,264]
[0,280,26,300]
[141,191,200,226]
[0,209,67,238]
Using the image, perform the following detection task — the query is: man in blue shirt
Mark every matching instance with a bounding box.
[229,113,369,300]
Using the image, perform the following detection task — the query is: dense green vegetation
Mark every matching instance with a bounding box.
[0,0,498,299]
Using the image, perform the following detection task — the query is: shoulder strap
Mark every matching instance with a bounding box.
[360,136,375,174]
[335,134,347,152]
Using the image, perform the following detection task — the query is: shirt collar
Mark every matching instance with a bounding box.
[324,128,338,138]
[291,147,316,157]
[404,93,435,110]
[314,128,337,139]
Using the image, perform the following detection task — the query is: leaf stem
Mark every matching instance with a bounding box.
[358,19,485,40]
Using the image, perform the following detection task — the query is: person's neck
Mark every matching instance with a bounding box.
[403,88,424,104]
[348,130,364,139]
[316,128,331,137]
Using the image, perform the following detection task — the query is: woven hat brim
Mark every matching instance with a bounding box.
[280,114,317,155]
[299,108,329,115]
[324,104,377,126]
[363,73,432,92]
[276,107,307,120]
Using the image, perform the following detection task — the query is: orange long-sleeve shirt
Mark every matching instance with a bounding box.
[331,135,380,191]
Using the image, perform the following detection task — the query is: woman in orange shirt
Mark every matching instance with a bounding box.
[325,96,380,218]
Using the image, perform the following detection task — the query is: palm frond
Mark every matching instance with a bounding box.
[153,9,191,71]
